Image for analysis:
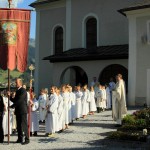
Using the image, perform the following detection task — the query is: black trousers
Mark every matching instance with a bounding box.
[16,113,29,141]
[0,114,4,142]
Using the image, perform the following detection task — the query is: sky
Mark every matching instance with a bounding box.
[0,0,36,39]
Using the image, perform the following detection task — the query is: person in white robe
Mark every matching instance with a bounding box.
[38,89,47,123]
[102,86,107,111]
[45,86,58,136]
[30,93,39,136]
[67,86,72,124]
[89,86,97,115]
[95,85,103,113]
[69,86,76,122]
[112,74,127,126]
[81,85,89,118]
[61,85,70,129]
[86,88,90,115]
[75,85,83,119]
[105,84,111,109]
[56,88,65,131]
[11,91,17,134]
[3,91,13,135]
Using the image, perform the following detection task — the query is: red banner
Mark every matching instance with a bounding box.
[0,8,31,72]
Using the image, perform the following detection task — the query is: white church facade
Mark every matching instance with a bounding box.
[30,0,150,106]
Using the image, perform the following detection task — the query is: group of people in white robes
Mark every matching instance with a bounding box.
[32,84,97,136]
[1,73,127,138]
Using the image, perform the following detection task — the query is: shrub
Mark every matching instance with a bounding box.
[108,131,140,141]
[122,115,136,125]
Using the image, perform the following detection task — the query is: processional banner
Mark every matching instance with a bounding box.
[0,8,31,72]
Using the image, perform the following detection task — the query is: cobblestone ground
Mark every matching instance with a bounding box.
[0,107,147,150]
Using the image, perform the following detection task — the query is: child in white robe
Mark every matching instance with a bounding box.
[3,92,13,136]
[69,86,76,122]
[61,85,70,129]
[102,86,107,111]
[105,84,111,109]
[45,86,58,136]
[67,85,72,124]
[89,86,97,115]
[38,89,47,123]
[81,85,89,118]
[75,85,83,119]
[95,85,103,113]
[56,88,65,131]
[30,93,39,136]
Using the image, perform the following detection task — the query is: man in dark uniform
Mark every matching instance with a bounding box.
[0,95,5,143]
[9,78,30,145]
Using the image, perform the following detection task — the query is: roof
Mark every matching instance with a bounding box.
[119,0,150,16]
[29,0,61,7]
[43,44,128,63]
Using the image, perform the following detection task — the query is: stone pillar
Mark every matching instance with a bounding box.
[147,69,150,107]
[34,10,41,95]
[127,16,137,106]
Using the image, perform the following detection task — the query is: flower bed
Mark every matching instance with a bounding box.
[108,108,150,142]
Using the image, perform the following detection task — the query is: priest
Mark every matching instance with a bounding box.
[112,74,127,126]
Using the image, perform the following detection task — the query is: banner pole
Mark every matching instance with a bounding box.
[8,69,10,144]
[7,0,11,144]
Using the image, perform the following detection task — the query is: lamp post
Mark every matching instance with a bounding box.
[28,64,35,137]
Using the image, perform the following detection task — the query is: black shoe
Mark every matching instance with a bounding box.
[22,140,30,145]
[33,132,37,136]
[39,120,42,123]
[30,132,33,137]
[12,129,17,134]
[0,141,3,144]
[115,124,122,127]
[15,140,22,143]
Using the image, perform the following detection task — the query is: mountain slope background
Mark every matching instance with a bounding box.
[0,39,35,88]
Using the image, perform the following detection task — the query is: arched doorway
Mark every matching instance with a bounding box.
[60,66,88,86]
[99,64,128,86]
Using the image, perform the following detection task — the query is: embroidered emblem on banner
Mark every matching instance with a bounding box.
[0,22,17,45]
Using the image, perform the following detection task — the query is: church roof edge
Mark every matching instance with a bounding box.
[29,0,61,8]
[43,44,128,63]
[118,1,150,16]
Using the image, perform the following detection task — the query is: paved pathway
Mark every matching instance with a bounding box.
[0,107,147,150]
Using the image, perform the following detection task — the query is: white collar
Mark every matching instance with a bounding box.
[18,86,22,90]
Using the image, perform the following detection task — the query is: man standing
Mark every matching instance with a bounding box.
[9,78,29,144]
[0,95,5,143]
[113,74,127,126]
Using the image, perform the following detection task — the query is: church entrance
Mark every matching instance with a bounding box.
[60,66,88,86]
[99,64,128,86]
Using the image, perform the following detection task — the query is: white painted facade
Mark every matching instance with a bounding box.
[32,0,150,106]
[124,8,150,106]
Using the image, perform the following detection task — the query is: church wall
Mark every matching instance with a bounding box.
[71,0,138,48]
[34,6,66,94]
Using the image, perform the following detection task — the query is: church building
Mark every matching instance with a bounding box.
[30,0,150,106]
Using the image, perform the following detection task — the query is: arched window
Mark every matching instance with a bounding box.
[86,18,97,48]
[55,27,63,54]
